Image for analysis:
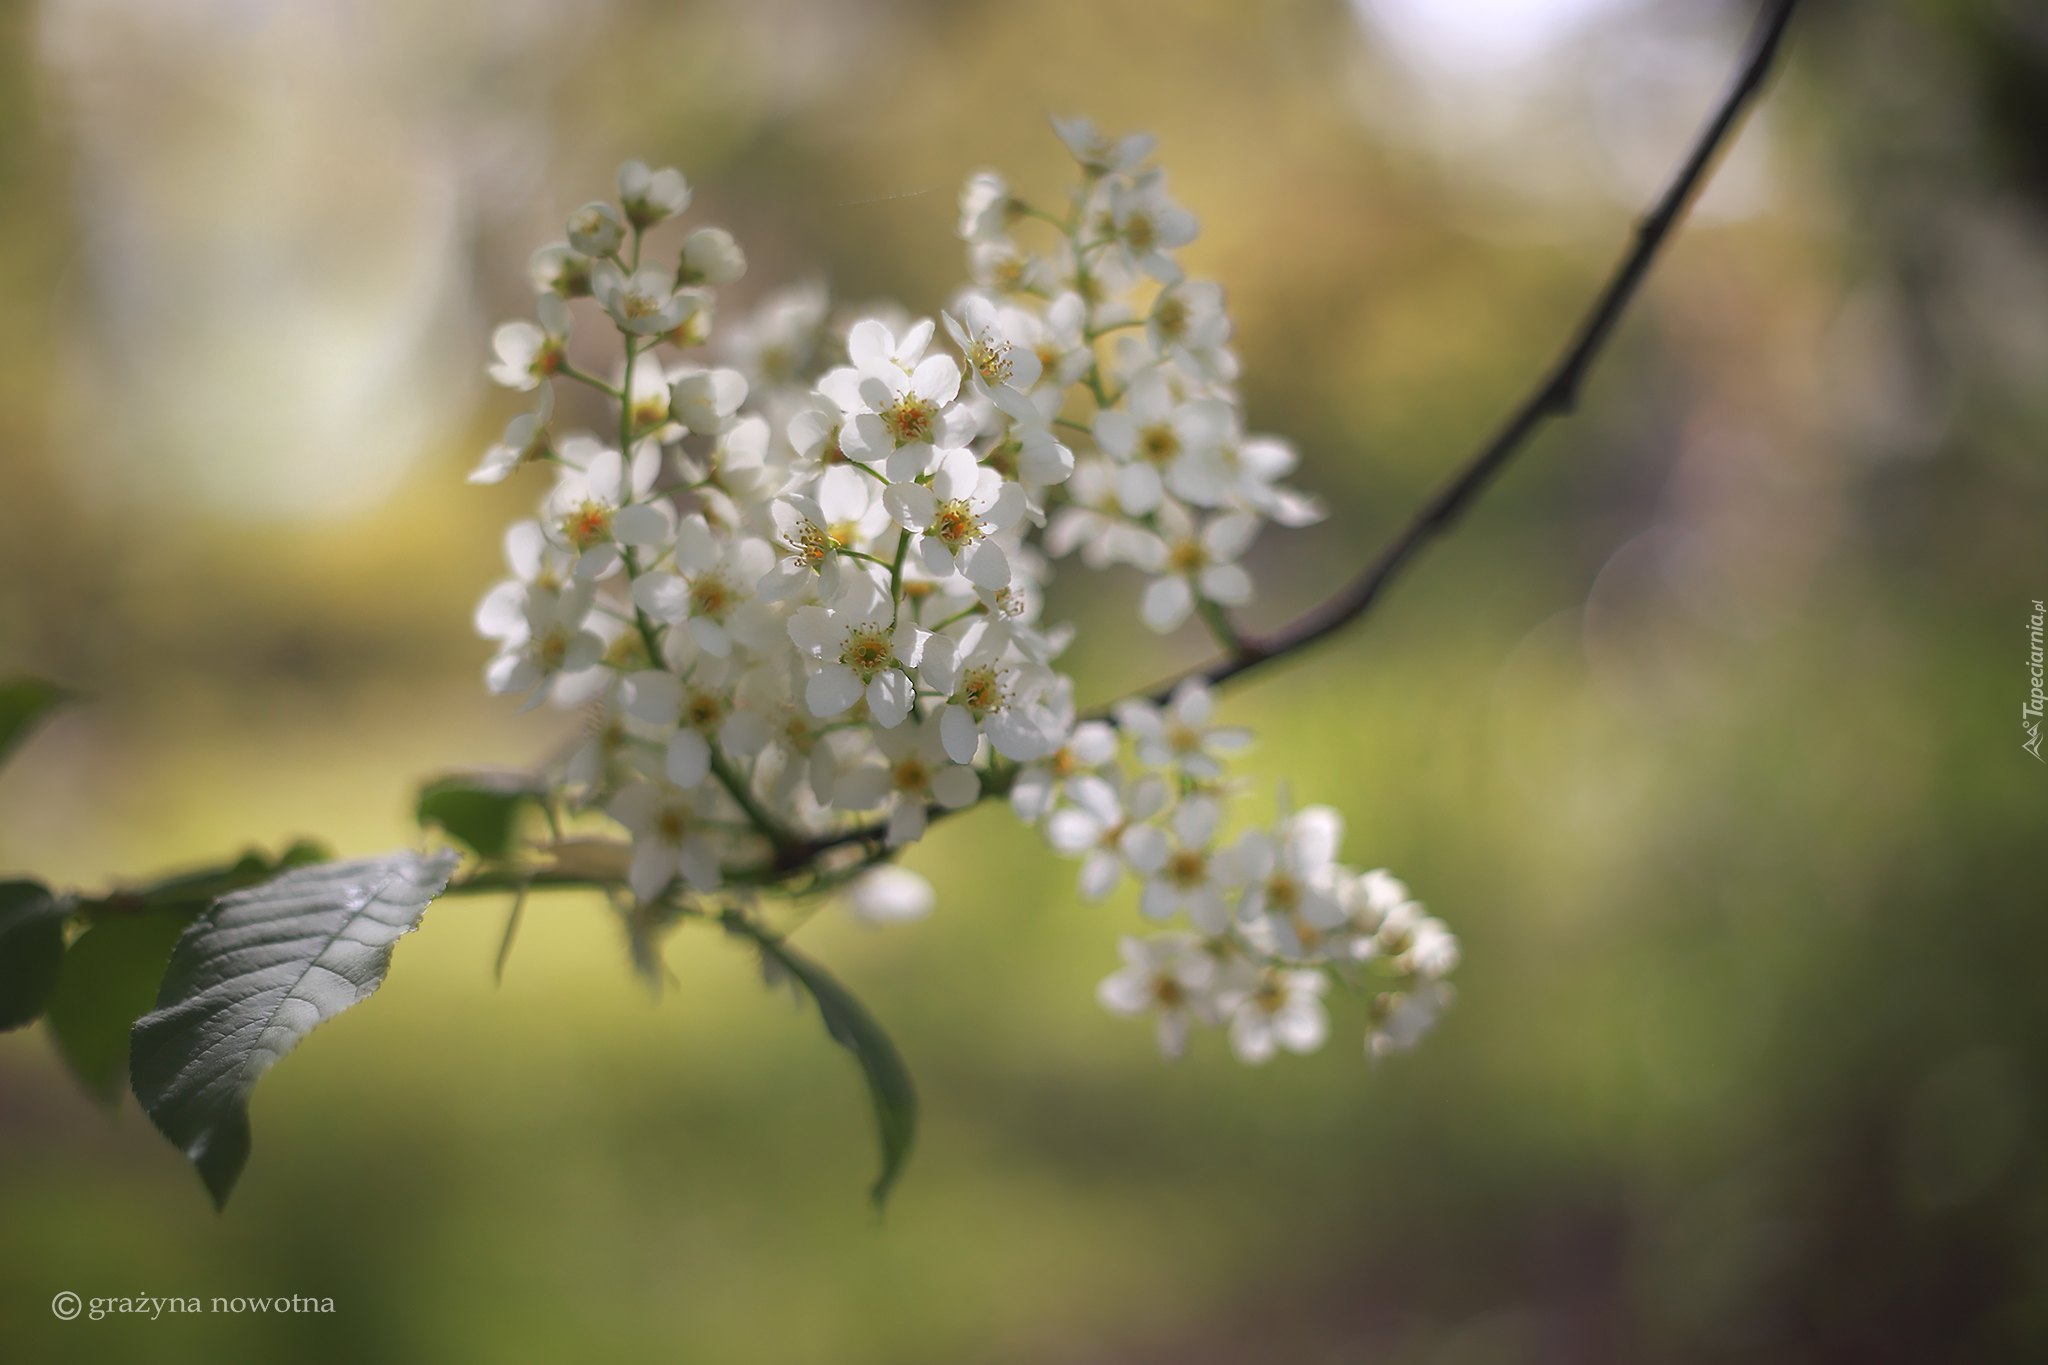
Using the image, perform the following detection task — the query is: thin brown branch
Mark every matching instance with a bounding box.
[1182,0,1801,697]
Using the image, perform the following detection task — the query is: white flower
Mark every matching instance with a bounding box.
[1112,679,1252,780]
[881,448,1027,590]
[1044,459,1167,569]
[1217,434,1326,527]
[917,619,1065,763]
[618,160,691,228]
[1095,933,1219,1060]
[943,296,1043,410]
[1226,970,1330,1065]
[1129,796,1240,935]
[844,865,936,924]
[631,515,777,659]
[679,227,746,285]
[668,366,750,436]
[608,779,721,903]
[1148,280,1237,383]
[831,715,980,846]
[594,261,696,336]
[482,583,602,713]
[615,668,746,790]
[958,170,1014,242]
[1402,917,1461,979]
[1008,715,1116,824]
[567,201,625,257]
[470,382,555,485]
[529,243,593,297]
[1091,370,1233,507]
[541,445,671,581]
[758,470,880,602]
[1050,115,1156,175]
[488,293,571,391]
[1367,983,1455,1059]
[839,319,976,482]
[787,578,927,727]
[1130,503,1258,633]
[1100,168,1198,284]
[721,279,827,389]
[1045,771,1170,900]
[1235,802,1350,959]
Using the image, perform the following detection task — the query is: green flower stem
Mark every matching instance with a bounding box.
[709,749,801,865]
[557,363,621,398]
[1194,596,1250,661]
[888,529,911,612]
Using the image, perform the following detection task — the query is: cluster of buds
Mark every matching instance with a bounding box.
[470,122,1456,1064]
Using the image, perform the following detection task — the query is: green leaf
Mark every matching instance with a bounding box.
[46,910,193,1104]
[416,770,547,862]
[129,849,459,1209]
[0,675,77,771]
[729,916,918,1208]
[0,881,67,1031]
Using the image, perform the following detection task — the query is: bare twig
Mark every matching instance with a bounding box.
[1181,0,1801,695]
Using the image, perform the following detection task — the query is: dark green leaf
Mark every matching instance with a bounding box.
[46,910,192,1104]
[130,849,459,1208]
[730,916,918,1208]
[0,881,67,1031]
[0,675,77,770]
[416,770,546,862]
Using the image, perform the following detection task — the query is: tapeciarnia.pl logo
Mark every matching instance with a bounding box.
[2026,599,2044,762]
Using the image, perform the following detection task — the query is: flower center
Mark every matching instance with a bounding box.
[1123,212,1157,252]
[656,807,689,844]
[959,664,1006,717]
[1267,875,1300,913]
[603,631,648,671]
[789,519,833,570]
[989,253,1028,293]
[689,572,736,622]
[631,388,669,431]
[931,499,982,551]
[683,688,730,732]
[881,394,934,445]
[840,624,893,681]
[892,756,930,792]
[1167,850,1208,889]
[620,286,664,321]
[1150,974,1185,1008]
[1153,295,1188,342]
[1140,424,1179,464]
[537,625,571,670]
[969,336,1013,386]
[564,501,614,551]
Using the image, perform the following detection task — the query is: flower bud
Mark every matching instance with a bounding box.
[567,201,624,257]
[618,160,692,229]
[679,227,746,286]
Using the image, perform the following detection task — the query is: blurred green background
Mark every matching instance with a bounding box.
[3,0,2046,1359]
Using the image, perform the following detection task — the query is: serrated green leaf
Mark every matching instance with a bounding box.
[729,916,918,1208]
[129,849,459,1208]
[46,910,193,1105]
[0,675,76,770]
[416,770,546,862]
[0,881,67,1031]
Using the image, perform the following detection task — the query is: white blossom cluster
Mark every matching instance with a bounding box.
[469,122,1457,1066]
